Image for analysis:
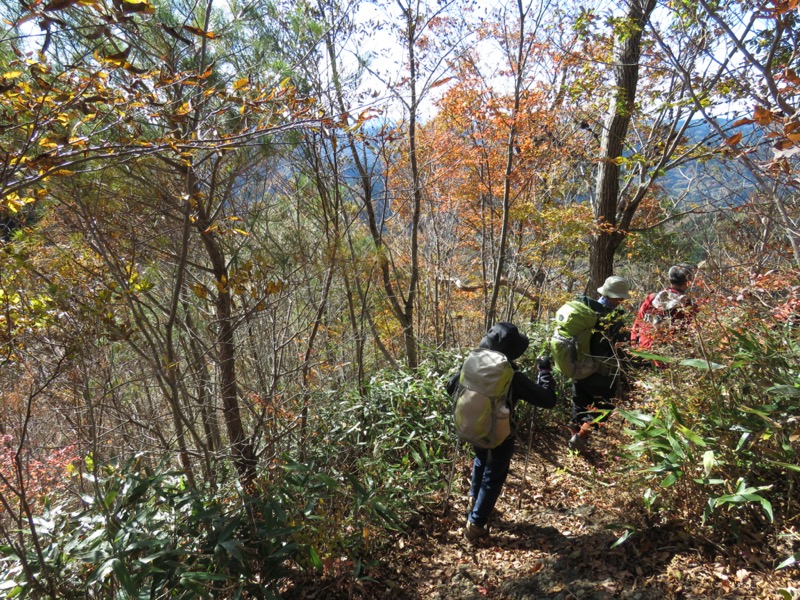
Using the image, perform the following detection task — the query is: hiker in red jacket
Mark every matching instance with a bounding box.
[631,264,697,353]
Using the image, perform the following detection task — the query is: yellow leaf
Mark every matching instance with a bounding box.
[233,77,249,91]
[2,71,22,79]
[99,46,131,68]
[175,101,192,115]
[191,283,208,299]
[183,25,216,39]
[232,228,250,236]
[121,0,155,14]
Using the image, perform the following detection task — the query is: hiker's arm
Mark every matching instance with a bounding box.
[445,370,460,396]
[631,309,644,344]
[614,309,630,339]
[512,371,556,409]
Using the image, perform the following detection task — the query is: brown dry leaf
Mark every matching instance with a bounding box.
[725,132,743,146]
[44,0,81,11]
[754,105,773,125]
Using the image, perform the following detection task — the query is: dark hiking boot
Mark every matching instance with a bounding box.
[464,520,489,542]
[568,432,588,451]
[568,424,591,452]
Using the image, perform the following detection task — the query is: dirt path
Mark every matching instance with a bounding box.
[284,415,798,599]
[378,420,798,600]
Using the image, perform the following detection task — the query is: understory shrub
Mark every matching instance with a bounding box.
[0,456,314,599]
[306,359,455,545]
[0,358,465,597]
[619,296,799,563]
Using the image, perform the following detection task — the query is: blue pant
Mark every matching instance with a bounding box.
[468,436,515,527]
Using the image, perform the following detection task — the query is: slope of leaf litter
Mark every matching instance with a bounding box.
[282,415,799,599]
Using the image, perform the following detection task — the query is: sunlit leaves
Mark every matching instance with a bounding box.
[120,0,155,14]
[183,25,215,39]
[703,478,774,525]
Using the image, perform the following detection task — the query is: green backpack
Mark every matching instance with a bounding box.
[453,349,514,449]
[550,300,598,380]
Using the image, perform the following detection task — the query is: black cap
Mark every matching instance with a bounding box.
[479,322,529,361]
[669,264,695,286]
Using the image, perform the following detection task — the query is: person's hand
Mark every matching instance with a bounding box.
[536,356,552,371]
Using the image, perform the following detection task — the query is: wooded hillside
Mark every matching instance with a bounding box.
[1,0,798,597]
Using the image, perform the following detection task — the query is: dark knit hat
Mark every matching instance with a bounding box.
[479,322,529,361]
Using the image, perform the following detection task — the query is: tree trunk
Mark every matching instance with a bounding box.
[589,0,657,294]
[194,196,256,485]
[322,3,418,368]
[487,0,528,325]
[400,0,422,368]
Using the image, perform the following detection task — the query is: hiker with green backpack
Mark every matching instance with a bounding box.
[550,276,631,452]
[447,322,557,543]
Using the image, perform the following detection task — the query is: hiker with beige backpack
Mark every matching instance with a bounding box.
[447,323,557,543]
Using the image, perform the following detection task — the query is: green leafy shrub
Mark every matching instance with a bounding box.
[0,456,310,599]
[619,297,799,552]
[304,358,455,555]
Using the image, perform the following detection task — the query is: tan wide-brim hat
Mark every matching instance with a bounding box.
[597,275,631,299]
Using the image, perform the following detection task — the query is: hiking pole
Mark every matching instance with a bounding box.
[443,436,461,516]
[517,405,537,510]
[517,331,551,510]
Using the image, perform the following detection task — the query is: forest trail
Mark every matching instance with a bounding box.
[335,416,799,600]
